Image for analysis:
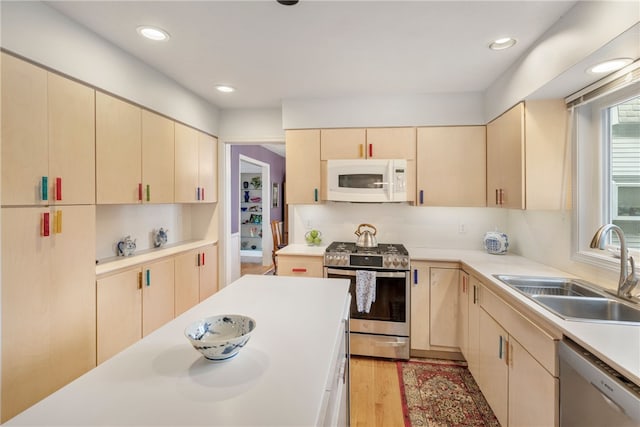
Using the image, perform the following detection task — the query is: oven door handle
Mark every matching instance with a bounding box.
[325,268,407,279]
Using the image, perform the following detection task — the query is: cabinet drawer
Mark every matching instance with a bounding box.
[480,283,558,376]
[277,255,324,277]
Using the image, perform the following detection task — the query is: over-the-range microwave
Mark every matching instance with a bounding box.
[326,159,407,202]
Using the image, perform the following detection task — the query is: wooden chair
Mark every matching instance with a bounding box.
[270,220,286,273]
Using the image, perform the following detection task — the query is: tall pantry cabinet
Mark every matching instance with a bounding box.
[1,53,97,422]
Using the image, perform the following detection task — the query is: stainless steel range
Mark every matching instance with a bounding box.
[324,241,410,360]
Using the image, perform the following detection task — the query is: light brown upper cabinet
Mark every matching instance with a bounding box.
[487,100,568,209]
[175,123,217,203]
[2,53,95,206]
[416,126,486,207]
[96,92,142,204]
[320,127,415,160]
[286,129,322,204]
[142,110,175,203]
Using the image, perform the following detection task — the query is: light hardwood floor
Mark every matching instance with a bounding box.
[350,356,405,427]
[240,262,274,276]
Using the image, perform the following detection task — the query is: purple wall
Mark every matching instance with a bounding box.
[231,145,285,234]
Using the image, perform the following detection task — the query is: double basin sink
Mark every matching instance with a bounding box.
[494,275,640,325]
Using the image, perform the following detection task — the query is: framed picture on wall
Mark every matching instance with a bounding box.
[272,183,279,208]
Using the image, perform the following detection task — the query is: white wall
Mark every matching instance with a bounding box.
[282,92,484,129]
[0,1,219,135]
[219,108,285,143]
[290,204,507,251]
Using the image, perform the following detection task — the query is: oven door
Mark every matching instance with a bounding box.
[324,267,410,337]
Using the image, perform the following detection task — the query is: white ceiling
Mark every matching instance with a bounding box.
[46,0,580,110]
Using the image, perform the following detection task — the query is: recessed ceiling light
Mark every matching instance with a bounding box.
[489,37,517,51]
[136,26,170,41]
[215,85,235,93]
[587,58,633,74]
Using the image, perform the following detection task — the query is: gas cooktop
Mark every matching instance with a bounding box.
[324,241,410,270]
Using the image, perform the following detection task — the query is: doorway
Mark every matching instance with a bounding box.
[239,156,271,268]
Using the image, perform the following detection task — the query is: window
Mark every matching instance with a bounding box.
[608,96,640,248]
[573,80,640,268]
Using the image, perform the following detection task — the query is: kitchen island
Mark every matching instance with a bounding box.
[6,275,351,426]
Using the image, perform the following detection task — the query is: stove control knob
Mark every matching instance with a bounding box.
[383,257,391,267]
[341,255,348,265]
[401,257,409,267]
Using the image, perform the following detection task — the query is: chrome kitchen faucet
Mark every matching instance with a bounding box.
[590,224,638,299]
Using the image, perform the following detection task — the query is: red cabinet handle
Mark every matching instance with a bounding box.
[41,212,50,237]
[138,183,142,201]
[201,188,205,201]
[56,177,62,201]
[292,268,307,273]
[368,143,373,158]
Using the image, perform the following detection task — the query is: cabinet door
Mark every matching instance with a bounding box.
[96,92,142,204]
[478,309,509,426]
[142,258,175,337]
[1,207,52,421]
[174,249,200,315]
[198,132,217,202]
[49,206,97,380]
[96,268,142,364]
[487,103,524,209]
[141,110,174,203]
[366,127,416,159]
[467,276,481,379]
[417,126,486,207]
[320,128,366,159]
[457,271,470,358]
[508,337,558,427]
[174,123,199,203]
[286,130,322,204]
[1,53,48,206]
[429,268,459,349]
[409,261,430,352]
[48,73,96,205]
[199,244,219,301]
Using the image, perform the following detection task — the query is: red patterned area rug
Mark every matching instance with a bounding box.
[397,359,500,427]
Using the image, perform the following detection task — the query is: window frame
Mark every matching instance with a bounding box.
[572,82,640,270]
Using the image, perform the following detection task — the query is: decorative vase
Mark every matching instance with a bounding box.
[244,190,250,202]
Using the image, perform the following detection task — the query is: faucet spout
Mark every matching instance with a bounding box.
[590,224,638,298]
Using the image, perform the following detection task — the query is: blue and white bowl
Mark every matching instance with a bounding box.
[185,315,256,361]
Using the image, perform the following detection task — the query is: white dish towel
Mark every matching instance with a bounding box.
[356,270,377,313]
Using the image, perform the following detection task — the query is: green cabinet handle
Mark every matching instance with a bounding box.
[146,269,150,286]
[41,176,48,201]
[146,185,150,202]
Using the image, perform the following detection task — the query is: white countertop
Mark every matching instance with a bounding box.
[7,275,351,426]
[409,247,640,386]
[277,243,328,257]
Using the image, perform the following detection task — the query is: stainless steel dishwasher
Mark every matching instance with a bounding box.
[559,339,640,427]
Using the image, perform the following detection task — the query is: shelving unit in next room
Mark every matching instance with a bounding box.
[240,173,264,261]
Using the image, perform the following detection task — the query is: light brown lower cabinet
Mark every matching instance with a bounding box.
[277,255,324,277]
[410,261,459,355]
[174,244,219,316]
[473,282,559,427]
[1,205,96,422]
[96,258,175,364]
